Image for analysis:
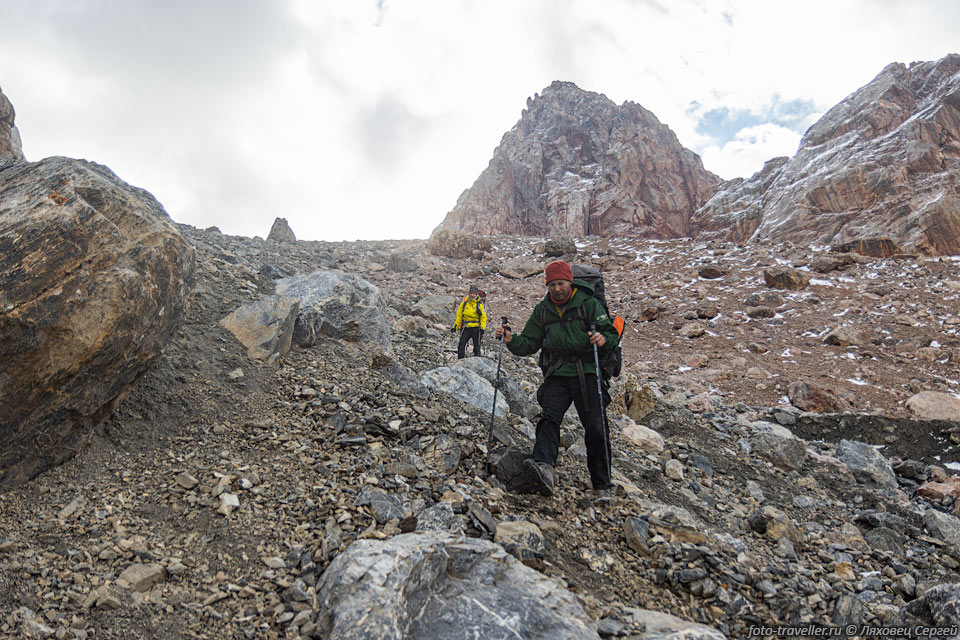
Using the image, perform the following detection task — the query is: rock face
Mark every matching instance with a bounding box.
[0,86,24,161]
[0,157,195,488]
[434,80,721,238]
[693,54,960,255]
[315,533,600,640]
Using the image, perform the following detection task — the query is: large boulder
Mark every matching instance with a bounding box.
[897,582,960,630]
[749,424,807,470]
[315,533,600,640]
[421,366,509,417]
[275,270,390,351]
[906,391,960,421]
[450,356,539,419]
[411,295,458,323]
[836,439,897,490]
[428,228,491,259]
[0,157,196,488]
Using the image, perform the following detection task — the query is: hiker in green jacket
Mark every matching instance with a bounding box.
[495,260,620,499]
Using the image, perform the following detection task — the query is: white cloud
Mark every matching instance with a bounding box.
[0,0,957,240]
[700,123,802,181]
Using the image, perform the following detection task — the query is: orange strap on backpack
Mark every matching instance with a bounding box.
[612,314,625,337]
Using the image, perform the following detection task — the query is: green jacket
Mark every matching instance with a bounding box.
[506,280,619,377]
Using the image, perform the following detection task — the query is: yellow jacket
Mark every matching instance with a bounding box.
[455,297,487,330]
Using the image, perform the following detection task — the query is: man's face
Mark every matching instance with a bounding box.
[469,291,478,300]
[546,279,572,300]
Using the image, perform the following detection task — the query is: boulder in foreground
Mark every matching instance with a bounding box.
[0,157,195,488]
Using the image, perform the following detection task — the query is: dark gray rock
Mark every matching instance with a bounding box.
[897,582,960,630]
[355,486,406,524]
[416,501,461,534]
[831,593,863,628]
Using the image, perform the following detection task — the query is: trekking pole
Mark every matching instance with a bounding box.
[485,317,509,472]
[590,323,612,483]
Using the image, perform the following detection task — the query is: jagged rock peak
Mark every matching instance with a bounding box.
[693,53,960,256]
[435,80,720,239]
[0,85,25,161]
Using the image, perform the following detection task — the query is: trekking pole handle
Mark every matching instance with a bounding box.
[501,317,509,325]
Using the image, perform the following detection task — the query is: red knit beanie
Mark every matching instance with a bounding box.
[544,260,573,284]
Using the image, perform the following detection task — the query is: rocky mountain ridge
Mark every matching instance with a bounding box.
[694,54,960,256]
[436,54,960,256]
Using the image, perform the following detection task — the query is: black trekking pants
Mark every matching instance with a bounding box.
[457,326,482,358]
[533,374,613,490]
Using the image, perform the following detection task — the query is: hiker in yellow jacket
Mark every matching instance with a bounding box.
[453,285,487,358]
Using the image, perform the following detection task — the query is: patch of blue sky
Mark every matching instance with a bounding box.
[690,95,819,145]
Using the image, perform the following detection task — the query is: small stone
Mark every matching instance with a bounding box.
[175,472,199,490]
[218,493,240,516]
[117,563,166,592]
[664,459,684,481]
[22,619,55,639]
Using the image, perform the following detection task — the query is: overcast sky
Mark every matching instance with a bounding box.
[0,1,957,242]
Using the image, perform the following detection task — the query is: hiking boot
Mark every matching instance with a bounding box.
[523,458,555,496]
[592,488,614,504]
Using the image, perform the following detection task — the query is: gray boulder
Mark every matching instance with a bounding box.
[421,366,509,417]
[275,269,390,351]
[836,439,897,489]
[923,509,960,547]
[412,295,458,323]
[749,425,807,470]
[451,357,538,419]
[897,582,960,629]
[315,533,600,640]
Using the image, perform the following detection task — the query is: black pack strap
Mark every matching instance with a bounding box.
[541,352,580,379]
[575,359,590,412]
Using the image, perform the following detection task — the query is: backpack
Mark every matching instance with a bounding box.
[538,264,624,380]
[459,295,485,324]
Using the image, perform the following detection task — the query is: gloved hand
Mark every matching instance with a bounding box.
[479,329,484,340]
[450,326,458,333]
